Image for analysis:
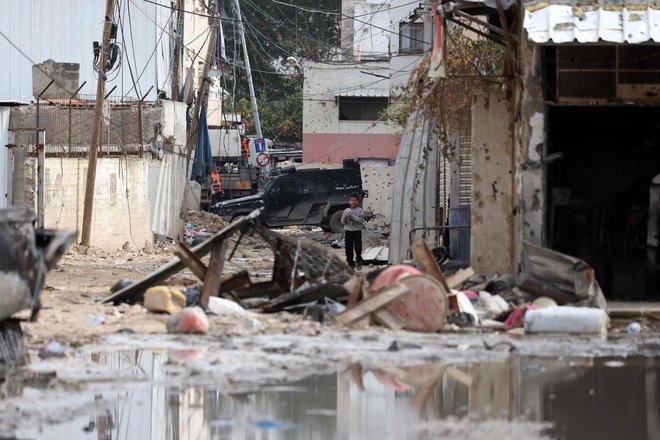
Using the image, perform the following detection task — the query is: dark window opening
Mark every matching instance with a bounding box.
[338,97,388,121]
[399,21,424,54]
[547,45,660,102]
[547,106,660,299]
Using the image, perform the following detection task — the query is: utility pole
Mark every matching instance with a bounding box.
[171,0,183,100]
[184,1,218,168]
[234,0,262,138]
[81,0,115,246]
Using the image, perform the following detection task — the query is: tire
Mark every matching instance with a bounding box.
[329,210,344,234]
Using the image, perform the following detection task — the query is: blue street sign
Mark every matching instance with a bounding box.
[254,138,266,153]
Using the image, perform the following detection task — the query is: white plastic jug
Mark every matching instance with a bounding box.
[524,306,609,334]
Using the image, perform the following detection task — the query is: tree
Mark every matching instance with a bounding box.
[233,83,303,142]
[220,0,341,142]
[383,26,505,145]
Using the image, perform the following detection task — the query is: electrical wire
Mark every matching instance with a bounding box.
[125,0,143,97]
[270,0,431,46]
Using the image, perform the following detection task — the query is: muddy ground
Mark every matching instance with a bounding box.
[1,220,659,439]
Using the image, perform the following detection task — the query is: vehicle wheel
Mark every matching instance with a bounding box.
[329,211,344,234]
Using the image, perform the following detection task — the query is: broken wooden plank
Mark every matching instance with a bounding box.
[410,239,451,292]
[175,242,207,281]
[359,278,402,329]
[262,283,348,313]
[374,309,405,330]
[218,270,251,295]
[343,276,363,310]
[102,209,262,304]
[234,280,284,300]
[446,267,475,289]
[446,292,459,314]
[335,284,410,326]
[201,239,228,309]
[272,238,295,289]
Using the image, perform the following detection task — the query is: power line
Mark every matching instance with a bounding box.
[271,0,431,46]
[121,1,175,99]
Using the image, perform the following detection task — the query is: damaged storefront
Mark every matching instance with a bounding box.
[520,0,660,299]
[461,0,660,299]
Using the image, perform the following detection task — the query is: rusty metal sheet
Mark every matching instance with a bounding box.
[519,240,608,310]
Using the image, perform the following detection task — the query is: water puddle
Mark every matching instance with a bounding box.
[6,352,660,440]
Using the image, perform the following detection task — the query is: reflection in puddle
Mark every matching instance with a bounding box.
[10,352,660,440]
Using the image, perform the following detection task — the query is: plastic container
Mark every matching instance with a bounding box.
[208,297,246,316]
[524,307,609,334]
[85,314,106,326]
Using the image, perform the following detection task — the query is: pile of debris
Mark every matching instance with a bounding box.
[102,209,611,337]
[184,210,227,233]
[103,210,352,333]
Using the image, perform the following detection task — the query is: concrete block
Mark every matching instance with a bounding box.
[32,59,79,99]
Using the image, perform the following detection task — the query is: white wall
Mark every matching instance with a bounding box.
[361,165,394,227]
[0,0,172,101]
[26,157,152,250]
[303,62,393,135]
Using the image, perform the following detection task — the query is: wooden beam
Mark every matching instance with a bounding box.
[374,308,404,330]
[410,239,451,292]
[102,209,261,304]
[335,284,410,326]
[343,276,363,309]
[446,267,475,289]
[175,242,207,281]
[233,280,284,300]
[218,270,252,295]
[201,239,228,309]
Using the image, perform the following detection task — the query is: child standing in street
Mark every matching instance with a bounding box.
[341,194,364,270]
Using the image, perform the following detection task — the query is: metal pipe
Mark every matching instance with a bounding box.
[36,129,46,228]
[104,85,117,100]
[138,86,153,158]
[234,0,262,138]
[452,9,518,42]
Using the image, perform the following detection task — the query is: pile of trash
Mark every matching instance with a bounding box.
[100,209,613,338]
[444,241,610,335]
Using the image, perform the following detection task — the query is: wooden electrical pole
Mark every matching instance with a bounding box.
[171,0,183,100]
[81,0,116,246]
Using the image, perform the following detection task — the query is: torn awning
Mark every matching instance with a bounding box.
[523,1,660,43]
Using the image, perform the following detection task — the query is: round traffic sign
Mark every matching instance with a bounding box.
[256,152,271,167]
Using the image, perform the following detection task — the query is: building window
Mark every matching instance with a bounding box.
[551,45,660,102]
[338,97,389,121]
[399,21,424,54]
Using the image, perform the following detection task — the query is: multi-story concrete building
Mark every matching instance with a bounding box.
[302,0,433,165]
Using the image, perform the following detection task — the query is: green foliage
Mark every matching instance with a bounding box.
[382,27,505,136]
[220,0,341,142]
[233,85,303,142]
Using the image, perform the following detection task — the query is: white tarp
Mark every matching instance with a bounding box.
[524,3,660,44]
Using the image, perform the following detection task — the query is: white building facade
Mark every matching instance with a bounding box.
[303,0,434,164]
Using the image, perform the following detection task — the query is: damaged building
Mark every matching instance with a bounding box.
[445,0,660,299]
